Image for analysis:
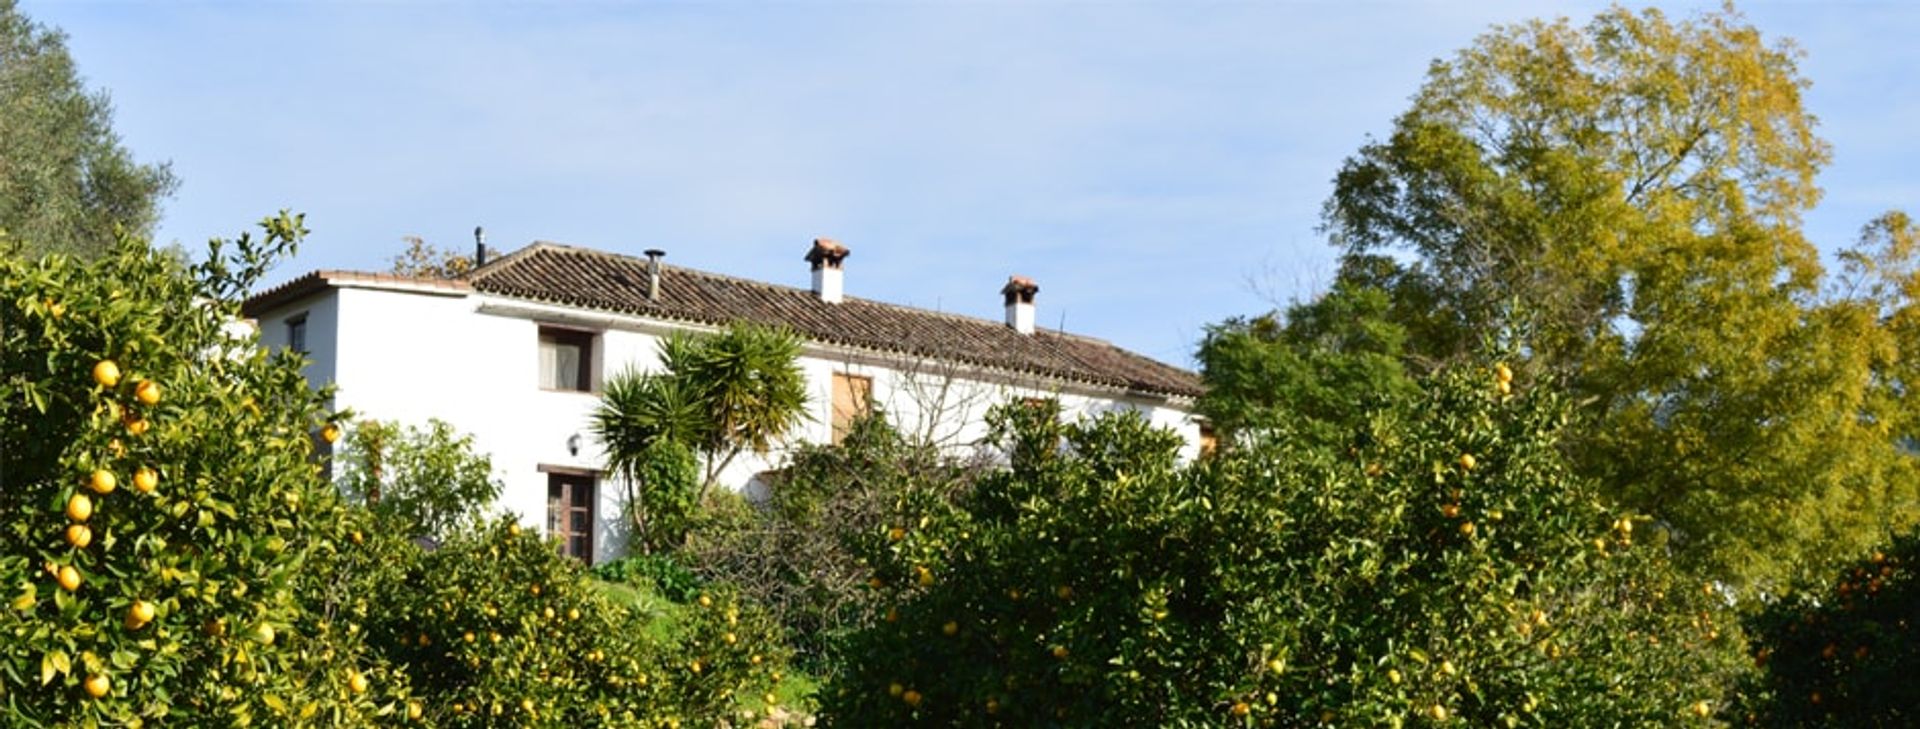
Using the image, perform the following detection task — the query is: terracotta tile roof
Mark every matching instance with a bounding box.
[241,270,471,318]
[466,242,1202,398]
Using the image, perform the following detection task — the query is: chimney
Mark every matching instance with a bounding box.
[644,249,665,302]
[1002,275,1038,335]
[805,238,850,304]
[473,226,488,267]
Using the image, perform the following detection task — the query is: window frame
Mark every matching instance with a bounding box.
[830,371,874,444]
[537,326,597,393]
[545,471,596,563]
[286,313,308,355]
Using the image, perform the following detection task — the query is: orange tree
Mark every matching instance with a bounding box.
[1737,530,1920,726]
[821,368,1746,726]
[0,217,412,725]
[360,517,788,727]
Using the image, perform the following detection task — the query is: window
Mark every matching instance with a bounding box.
[831,372,872,444]
[538,327,595,391]
[546,473,595,563]
[286,314,308,354]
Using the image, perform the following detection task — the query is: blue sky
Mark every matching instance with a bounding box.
[23,0,1920,367]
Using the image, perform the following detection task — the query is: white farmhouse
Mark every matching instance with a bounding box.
[243,239,1205,563]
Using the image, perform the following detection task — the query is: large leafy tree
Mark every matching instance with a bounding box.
[1318,4,1915,586]
[0,0,176,258]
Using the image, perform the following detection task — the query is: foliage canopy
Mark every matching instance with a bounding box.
[0,0,176,259]
[1315,3,1916,586]
[823,371,1744,726]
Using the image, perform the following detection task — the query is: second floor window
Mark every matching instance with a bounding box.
[286,314,308,354]
[538,327,594,391]
[831,372,873,444]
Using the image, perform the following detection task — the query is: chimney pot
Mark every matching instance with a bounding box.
[473,226,488,267]
[805,238,850,303]
[644,249,666,302]
[1001,275,1039,334]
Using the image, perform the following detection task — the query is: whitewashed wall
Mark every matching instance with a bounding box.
[253,284,1201,564]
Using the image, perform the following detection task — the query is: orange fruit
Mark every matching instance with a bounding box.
[56,565,81,592]
[1051,645,1069,659]
[127,600,156,629]
[66,493,93,523]
[92,361,120,388]
[88,469,117,494]
[133,467,158,494]
[65,524,92,548]
[126,417,149,436]
[1495,363,1513,383]
[1458,453,1476,471]
[888,526,906,541]
[1231,702,1250,717]
[348,671,368,694]
[942,621,958,636]
[407,702,424,720]
[254,623,276,646]
[321,423,342,444]
[888,682,903,697]
[902,690,922,707]
[134,379,161,406]
[83,674,109,698]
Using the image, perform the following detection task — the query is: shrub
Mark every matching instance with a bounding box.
[1739,530,1920,726]
[821,368,1746,726]
[363,517,789,727]
[333,418,502,542]
[593,552,705,604]
[0,218,412,725]
[685,414,977,672]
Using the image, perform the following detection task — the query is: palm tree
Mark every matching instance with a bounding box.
[590,371,703,553]
[661,322,811,496]
[591,321,810,552]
